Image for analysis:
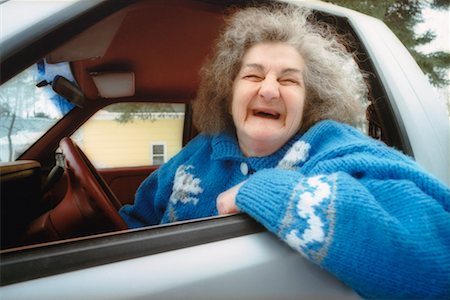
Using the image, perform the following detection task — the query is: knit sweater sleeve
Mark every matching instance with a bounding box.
[236,168,450,299]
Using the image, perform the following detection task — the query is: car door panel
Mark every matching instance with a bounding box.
[99,165,157,205]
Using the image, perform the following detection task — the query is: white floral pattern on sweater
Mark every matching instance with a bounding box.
[284,175,334,258]
[277,140,310,170]
[169,165,203,205]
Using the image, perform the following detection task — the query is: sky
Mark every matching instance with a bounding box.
[416,7,450,111]
[417,8,449,53]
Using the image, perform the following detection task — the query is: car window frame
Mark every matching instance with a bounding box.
[0,214,263,286]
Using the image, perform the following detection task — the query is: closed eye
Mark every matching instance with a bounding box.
[279,78,300,86]
[243,74,263,82]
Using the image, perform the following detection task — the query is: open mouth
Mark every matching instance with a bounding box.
[253,109,281,120]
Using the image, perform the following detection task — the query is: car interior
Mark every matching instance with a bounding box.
[0,0,406,254]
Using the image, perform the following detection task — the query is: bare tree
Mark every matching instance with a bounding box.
[0,67,37,161]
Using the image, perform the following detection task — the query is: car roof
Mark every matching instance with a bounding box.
[0,0,377,93]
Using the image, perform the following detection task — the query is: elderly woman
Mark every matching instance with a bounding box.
[119,4,450,299]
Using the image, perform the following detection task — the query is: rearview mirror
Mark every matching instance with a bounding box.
[52,75,85,108]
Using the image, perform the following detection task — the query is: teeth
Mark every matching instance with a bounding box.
[254,110,280,119]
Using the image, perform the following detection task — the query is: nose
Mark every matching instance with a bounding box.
[258,76,280,101]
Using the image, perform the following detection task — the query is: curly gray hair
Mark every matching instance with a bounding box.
[193,3,368,134]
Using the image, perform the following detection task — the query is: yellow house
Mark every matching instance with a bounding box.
[75,106,185,168]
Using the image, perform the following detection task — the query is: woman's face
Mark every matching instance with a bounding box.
[231,42,306,157]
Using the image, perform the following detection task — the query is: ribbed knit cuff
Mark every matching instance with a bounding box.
[236,168,301,233]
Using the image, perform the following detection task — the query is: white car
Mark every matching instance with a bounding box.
[0,0,448,299]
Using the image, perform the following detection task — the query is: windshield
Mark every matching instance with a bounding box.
[0,61,76,161]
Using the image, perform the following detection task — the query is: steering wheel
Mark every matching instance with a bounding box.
[48,137,127,239]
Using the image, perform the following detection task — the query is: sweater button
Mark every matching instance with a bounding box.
[240,162,249,176]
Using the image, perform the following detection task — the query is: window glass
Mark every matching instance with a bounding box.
[0,61,75,161]
[74,103,185,168]
[151,143,166,165]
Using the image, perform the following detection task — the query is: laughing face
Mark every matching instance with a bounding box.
[231,42,306,157]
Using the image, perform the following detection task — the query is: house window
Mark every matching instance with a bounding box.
[151,143,166,165]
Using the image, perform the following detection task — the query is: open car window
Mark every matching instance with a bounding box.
[0,0,416,251]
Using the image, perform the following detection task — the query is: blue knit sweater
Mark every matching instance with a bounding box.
[119,120,450,299]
